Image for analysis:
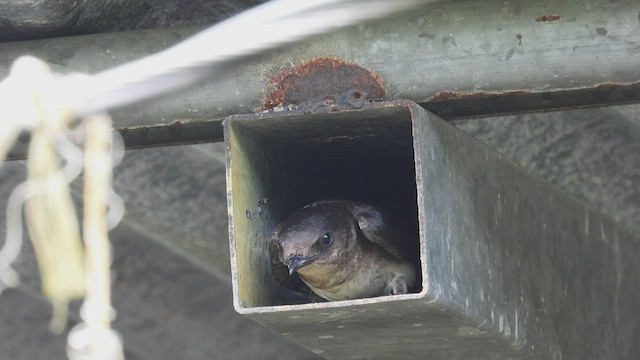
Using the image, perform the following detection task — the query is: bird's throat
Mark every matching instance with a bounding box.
[296,260,351,290]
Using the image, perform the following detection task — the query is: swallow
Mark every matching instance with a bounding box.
[270,200,416,301]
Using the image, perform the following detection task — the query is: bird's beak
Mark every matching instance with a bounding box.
[287,254,322,275]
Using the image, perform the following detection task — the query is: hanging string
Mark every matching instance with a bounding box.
[0,57,85,332]
[67,113,124,360]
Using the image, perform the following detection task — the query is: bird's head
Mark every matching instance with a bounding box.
[272,202,358,276]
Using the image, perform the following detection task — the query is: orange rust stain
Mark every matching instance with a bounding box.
[594,83,619,89]
[535,15,561,23]
[429,83,637,103]
[429,90,531,102]
[262,57,386,110]
[429,91,461,102]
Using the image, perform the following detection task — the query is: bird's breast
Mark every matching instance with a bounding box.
[299,254,415,301]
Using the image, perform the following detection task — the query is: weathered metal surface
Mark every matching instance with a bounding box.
[224,101,640,359]
[454,105,640,235]
[262,57,387,111]
[3,0,640,157]
[426,83,640,119]
[415,104,640,360]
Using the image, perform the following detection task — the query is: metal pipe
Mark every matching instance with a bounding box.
[2,0,640,157]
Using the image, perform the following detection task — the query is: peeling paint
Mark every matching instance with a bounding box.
[535,15,561,23]
[261,57,386,111]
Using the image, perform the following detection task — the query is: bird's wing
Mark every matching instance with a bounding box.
[350,203,407,260]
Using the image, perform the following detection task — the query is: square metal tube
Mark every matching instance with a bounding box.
[224,101,639,359]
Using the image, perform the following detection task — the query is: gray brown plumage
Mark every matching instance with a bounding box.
[270,200,416,301]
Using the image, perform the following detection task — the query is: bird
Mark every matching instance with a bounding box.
[269,199,416,302]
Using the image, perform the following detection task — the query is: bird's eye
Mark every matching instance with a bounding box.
[320,232,333,246]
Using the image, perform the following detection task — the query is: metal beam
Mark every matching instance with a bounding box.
[2,0,640,158]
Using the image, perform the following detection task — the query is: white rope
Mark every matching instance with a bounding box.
[0,56,82,297]
[64,0,436,116]
[67,113,124,360]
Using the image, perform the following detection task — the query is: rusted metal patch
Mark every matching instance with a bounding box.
[428,82,638,103]
[423,82,640,120]
[262,57,386,113]
[535,15,561,23]
[429,90,530,102]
